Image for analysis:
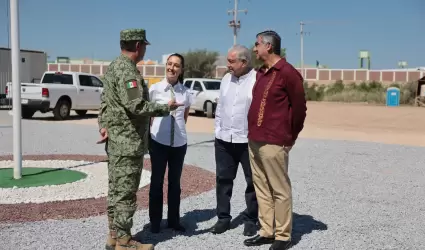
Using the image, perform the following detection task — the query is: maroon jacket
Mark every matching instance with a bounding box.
[248,58,307,146]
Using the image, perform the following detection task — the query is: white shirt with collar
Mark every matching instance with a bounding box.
[149,78,193,147]
[215,68,257,143]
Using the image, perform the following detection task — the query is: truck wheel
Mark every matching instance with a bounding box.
[22,108,35,119]
[206,101,214,118]
[53,99,71,120]
[75,110,88,116]
[194,110,204,116]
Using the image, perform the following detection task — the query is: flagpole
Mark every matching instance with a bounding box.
[10,0,23,179]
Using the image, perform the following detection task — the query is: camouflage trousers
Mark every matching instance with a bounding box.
[107,154,144,238]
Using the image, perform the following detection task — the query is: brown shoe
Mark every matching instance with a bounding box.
[115,236,154,250]
[105,230,117,250]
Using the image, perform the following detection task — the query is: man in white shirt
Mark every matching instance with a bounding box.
[209,45,259,237]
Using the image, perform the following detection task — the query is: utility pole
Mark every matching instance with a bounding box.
[227,0,247,45]
[300,22,304,78]
[10,0,23,179]
[298,21,310,79]
[297,20,348,77]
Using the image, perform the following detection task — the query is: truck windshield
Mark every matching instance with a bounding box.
[203,81,221,90]
[42,73,73,85]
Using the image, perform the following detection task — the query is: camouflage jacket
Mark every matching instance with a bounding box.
[98,75,107,130]
[98,54,170,156]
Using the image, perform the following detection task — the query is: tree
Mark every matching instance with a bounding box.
[182,49,220,78]
[250,46,286,69]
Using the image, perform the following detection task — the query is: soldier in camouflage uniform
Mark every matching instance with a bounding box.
[98,28,182,250]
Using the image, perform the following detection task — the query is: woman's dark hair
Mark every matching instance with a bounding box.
[167,53,185,83]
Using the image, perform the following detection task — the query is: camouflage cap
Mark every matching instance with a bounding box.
[120,29,150,44]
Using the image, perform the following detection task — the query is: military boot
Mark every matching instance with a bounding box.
[115,236,154,250]
[106,217,117,250]
[105,230,117,250]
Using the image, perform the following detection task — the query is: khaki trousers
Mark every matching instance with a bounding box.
[248,140,292,241]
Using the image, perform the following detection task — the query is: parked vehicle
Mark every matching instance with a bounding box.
[5,71,104,120]
[183,78,221,118]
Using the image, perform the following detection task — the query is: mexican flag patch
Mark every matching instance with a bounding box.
[126,80,137,89]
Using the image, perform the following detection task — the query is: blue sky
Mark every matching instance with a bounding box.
[0,0,423,69]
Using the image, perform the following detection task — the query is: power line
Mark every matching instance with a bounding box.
[227,0,247,45]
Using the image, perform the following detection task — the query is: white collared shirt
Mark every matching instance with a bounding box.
[215,68,257,143]
[149,78,193,147]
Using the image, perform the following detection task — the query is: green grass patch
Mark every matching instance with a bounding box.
[0,167,87,188]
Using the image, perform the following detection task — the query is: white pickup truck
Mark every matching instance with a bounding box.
[5,71,104,120]
[183,78,221,118]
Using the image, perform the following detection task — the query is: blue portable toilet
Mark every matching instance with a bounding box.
[386,87,400,107]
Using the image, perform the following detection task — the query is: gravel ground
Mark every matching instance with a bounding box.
[1,112,425,249]
[0,160,151,204]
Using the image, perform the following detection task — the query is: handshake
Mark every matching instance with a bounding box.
[96,99,184,144]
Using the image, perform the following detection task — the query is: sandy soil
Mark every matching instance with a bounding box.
[191,102,425,147]
[3,102,424,147]
[298,102,425,147]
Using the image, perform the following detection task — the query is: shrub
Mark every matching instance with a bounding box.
[322,89,385,103]
[303,80,418,105]
[399,81,418,105]
[304,82,325,101]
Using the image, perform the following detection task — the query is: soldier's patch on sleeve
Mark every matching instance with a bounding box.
[125,79,141,101]
[126,80,138,89]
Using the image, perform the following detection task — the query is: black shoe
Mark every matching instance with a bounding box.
[243,222,258,236]
[209,220,231,234]
[150,223,160,234]
[243,234,275,246]
[269,240,292,250]
[167,222,186,232]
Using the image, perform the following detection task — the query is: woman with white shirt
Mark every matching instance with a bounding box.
[148,53,192,234]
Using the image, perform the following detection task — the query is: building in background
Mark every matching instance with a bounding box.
[48,57,111,65]
[48,56,158,66]
[161,54,172,64]
[0,47,47,106]
[46,56,161,87]
[45,54,425,85]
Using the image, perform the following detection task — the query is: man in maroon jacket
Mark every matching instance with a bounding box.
[243,30,307,250]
